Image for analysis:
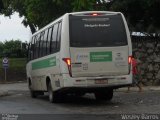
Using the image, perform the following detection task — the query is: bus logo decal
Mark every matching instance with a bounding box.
[90,52,112,62]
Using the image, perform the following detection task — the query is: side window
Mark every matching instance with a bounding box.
[39,31,45,57]
[34,36,37,59]
[56,22,62,51]
[50,24,58,53]
[27,42,31,61]
[47,27,53,54]
[34,34,40,59]
[31,37,35,60]
[42,29,48,56]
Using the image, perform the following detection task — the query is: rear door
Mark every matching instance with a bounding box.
[69,13,130,77]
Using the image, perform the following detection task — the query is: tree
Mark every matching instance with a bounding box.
[2,0,37,33]
[0,42,4,56]
[2,40,27,58]
[2,0,73,33]
[71,0,160,35]
[2,0,160,35]
[0,0,3,12]
[72,0,95,11]
[110,0,160,35]
[2,0,97,33]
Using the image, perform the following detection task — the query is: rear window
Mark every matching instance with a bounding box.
[69,14,128,47]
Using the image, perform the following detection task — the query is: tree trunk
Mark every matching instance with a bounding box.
[28,23,36,34]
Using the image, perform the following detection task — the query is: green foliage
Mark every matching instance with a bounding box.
[0,0,3,12]
[2,0,97,33]
[72,0,95,11]
[1,0,160,34]
[110,0,160,34]
[25,0,72,29]
[2,0,73,33]
[0,58,26,70]
[0,42,4,56]
[0,40,27,58]
[2,0,38,33]
[0,58,26,82]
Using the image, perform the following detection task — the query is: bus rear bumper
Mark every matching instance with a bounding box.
[55,83,132,94]
[60,74,132,91]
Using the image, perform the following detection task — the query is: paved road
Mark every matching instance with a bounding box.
[0,83,160,120]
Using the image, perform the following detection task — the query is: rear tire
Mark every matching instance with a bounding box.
[30,90,37,98]
[48,81,62,103]
[75,92,85,97]
[94,89,113,101]
[28,83,37,98]
[48,81,54,103]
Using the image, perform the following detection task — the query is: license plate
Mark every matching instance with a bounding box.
[95,79,107,84]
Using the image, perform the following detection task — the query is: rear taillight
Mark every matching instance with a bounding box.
[62,58,72,77]
[84,13,103,16]
[92,13,98,16]
[128,56,132,74]
[128,56,132,64]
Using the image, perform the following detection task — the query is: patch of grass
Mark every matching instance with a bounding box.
[0,58,26,70]
[0,58,27,82]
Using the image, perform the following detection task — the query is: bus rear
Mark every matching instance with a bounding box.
[70,13,131,75]
[62,11,132,101]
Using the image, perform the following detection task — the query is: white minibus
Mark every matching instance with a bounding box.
[26,11,132,103]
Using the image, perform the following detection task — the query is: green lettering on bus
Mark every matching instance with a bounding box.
[90,52,112,62]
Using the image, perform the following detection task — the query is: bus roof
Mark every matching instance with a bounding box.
[31,11,122,40]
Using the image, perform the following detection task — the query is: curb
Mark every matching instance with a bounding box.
[0,81,27,84]
[149,87,160,91]
[116,86,160,92]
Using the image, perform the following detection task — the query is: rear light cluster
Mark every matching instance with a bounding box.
[92,13,98,16]
[128,56,132,64]
[62,58,72,77]
[128,56,132,74]
[85,13,104,16]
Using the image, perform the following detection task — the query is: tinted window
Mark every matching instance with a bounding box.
[28,21,62,60]
[30,37,35,60]
[42,29,48,56]
[69,14,127,47]
[39,31,45,57]
[47,27,53,54]
[57,22,62,51]
[27,43,31,61]
[31,36,35,60]
[50,24,58,53]
[34,34,40,59]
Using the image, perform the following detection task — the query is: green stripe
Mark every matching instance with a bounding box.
[32,57,56,70]
[90,51,112,62]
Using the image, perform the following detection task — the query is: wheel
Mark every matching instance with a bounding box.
[75,92,85,97]
[48,81,62,103]
[28,81,44,98]
[28,83,37,98]
[48,81,55,103]
[94,89,113,101]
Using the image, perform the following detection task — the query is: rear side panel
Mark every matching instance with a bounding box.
[70,46,129,77]
[69,13,130,78]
